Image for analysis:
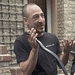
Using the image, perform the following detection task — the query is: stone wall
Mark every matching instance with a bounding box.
[64,0,75,73]
[64,0,75,41]
[57,0,75,41]
[57,0,64,42]
[57,0,75,74]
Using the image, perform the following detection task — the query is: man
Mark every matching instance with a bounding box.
[14,3,73,75]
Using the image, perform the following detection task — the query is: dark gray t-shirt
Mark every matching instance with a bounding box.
[14,32,62,75]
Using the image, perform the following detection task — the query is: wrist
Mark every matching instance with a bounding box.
[32,48,39,52]
[31,48,39,58]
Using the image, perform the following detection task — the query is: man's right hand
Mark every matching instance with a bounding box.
[20,28,39,75]
[27,28,39,51]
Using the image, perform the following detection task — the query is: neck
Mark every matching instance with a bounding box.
[37,32,44,37]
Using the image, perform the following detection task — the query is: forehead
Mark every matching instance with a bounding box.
[27,5,43,17]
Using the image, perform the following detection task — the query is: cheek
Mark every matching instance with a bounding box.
[28,19,38,28]
[28,21,35,28]
[28,20,33,25]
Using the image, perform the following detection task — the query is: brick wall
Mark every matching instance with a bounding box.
[0,0,75,75]
[0,45,11,75]
[0,0,28,75]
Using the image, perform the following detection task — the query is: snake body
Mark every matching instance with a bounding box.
[25,32,68,75]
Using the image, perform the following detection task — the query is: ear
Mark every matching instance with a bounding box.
[23,17,28,25]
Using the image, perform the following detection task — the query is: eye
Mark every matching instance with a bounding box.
[41,13,44,18]
[33,14,39,19]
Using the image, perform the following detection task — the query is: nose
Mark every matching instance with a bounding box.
[37,16,45,23]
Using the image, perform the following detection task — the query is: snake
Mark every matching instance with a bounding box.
[25,32,68,75]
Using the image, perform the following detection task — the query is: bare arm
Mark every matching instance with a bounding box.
[57,53,69,65]
[19,28,39,75]
[58,39,73,65]
[19,48,38,75]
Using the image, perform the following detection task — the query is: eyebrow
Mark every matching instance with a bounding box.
[33,14,39,18]
[33,13,44,18]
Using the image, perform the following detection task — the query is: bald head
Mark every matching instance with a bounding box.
[22,3,39,19]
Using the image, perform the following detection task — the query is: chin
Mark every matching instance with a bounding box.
[36,27,45,33]
[37,30,45,33]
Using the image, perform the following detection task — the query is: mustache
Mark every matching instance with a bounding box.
[38,23,45,26]
[38,22,45,25]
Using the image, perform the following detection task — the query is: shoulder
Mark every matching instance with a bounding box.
[16,33,27,41]
[44,32,57,38]
[14,33,28,45]
[44,32,59,43]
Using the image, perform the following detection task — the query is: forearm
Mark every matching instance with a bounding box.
[60,53,69,65]
[20,48,38,75]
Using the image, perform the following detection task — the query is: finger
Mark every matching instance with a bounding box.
[64,38,70,47]
[64,38,66,42]
[62,38,66,45]
[64,38,68,43]
[65,39,69,47]
[61,40,65,47]
[30,28,34,35]
[29,28,35,40]
[61,40,63,45]
[33,33,38,42]
[26,30,31,39]
[27,30,30,33]
[34,33,38,39]
[70,39,73,46]
[31,29,36,39]
[61,39,69,48]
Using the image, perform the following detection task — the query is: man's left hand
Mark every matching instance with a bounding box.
[61,39,73,55]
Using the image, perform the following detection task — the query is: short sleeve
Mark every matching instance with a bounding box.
[55,35,62,54]
[14,40,29,64]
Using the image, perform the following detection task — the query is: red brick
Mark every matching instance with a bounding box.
[11,69,23,75]
[0,45,7,54]
[2,68,10,73]
[0,54,11,62]
[11,69,16,75]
